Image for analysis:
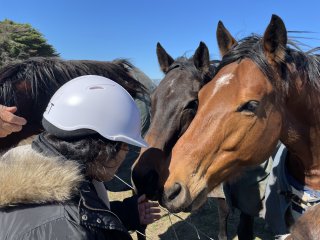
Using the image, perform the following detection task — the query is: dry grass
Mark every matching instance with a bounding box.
[109,190,274,240]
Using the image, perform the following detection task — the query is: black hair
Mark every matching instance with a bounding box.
[41,131,124,180]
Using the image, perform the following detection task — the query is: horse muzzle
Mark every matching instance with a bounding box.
[132,148,166,200]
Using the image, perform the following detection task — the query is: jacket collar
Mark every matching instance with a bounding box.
[31,133,66,159]
[0,143,83,207]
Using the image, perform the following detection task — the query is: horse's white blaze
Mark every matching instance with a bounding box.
[167,78,177,95]
[168,78,177,88]
[212,73,234,96]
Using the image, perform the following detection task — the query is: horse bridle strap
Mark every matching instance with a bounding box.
[32,133,66,160]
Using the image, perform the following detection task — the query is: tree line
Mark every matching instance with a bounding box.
[0,19,58,67]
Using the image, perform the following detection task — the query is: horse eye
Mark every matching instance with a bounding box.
[237,100,259,113]
[185,99,198,111]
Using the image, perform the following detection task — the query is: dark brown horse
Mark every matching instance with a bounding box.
[135,14,320,236]
[0,57,147,152]
[132,41,216,198]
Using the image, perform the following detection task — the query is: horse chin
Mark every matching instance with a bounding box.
[186,188,208,212]
[159,199,190,213]
[160,187,208,213]
[191,189,208,212]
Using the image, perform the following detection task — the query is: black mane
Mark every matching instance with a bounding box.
[217,35,320,90]
[0,57,146,109]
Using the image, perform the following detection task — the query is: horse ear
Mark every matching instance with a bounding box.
[216,21,237,57]
[156,42,174,73]
[193,41,210,73]
[262,14,287,64]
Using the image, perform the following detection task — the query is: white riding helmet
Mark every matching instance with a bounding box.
[42,75,148,148]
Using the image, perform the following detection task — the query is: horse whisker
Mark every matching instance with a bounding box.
[168,213,180,240]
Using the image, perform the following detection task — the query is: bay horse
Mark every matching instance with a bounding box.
[137,14,320,237]
[0,57,149,152]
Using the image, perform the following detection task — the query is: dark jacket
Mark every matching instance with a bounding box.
[0,145,144,240]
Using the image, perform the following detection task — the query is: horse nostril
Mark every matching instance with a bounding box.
[167,183,182,201]
[161,182,190,212]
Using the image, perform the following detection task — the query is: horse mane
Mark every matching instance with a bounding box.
[0,57,146,108]
[166,56,218,88]
[119,59,156,93]
[217,34,320,90]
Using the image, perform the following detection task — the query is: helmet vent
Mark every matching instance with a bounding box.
[89,86,105,90]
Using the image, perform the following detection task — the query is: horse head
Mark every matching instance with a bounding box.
[132,42,217,199]
[159,15,292,212]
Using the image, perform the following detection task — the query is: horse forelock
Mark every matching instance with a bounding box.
[217,35,275,83]
[165,56,217,90]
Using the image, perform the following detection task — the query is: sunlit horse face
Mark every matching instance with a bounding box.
[160,15,288,212]
[132,42,215,199]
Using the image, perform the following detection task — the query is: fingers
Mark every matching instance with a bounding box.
[0,129,10,137]
[139,204,161,214]
[0,118,21,137]
[4,106,18,114]
[142,201,159,209]
[0,109,27,125]
[2,122,23,133]
[146,208,161,214]
[138,194,147,204]
[138,201,160,215]
[138,197,162,225]
[0,105,27,137]
[140,213,161,225]
[139,206,161,225]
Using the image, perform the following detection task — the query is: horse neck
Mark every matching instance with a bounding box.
[281,74,320,189]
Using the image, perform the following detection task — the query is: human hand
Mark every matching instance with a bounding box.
[137,194,161,225]
[0,105,27,137]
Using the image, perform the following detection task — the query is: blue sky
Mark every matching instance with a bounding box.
[1,0,320,80]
